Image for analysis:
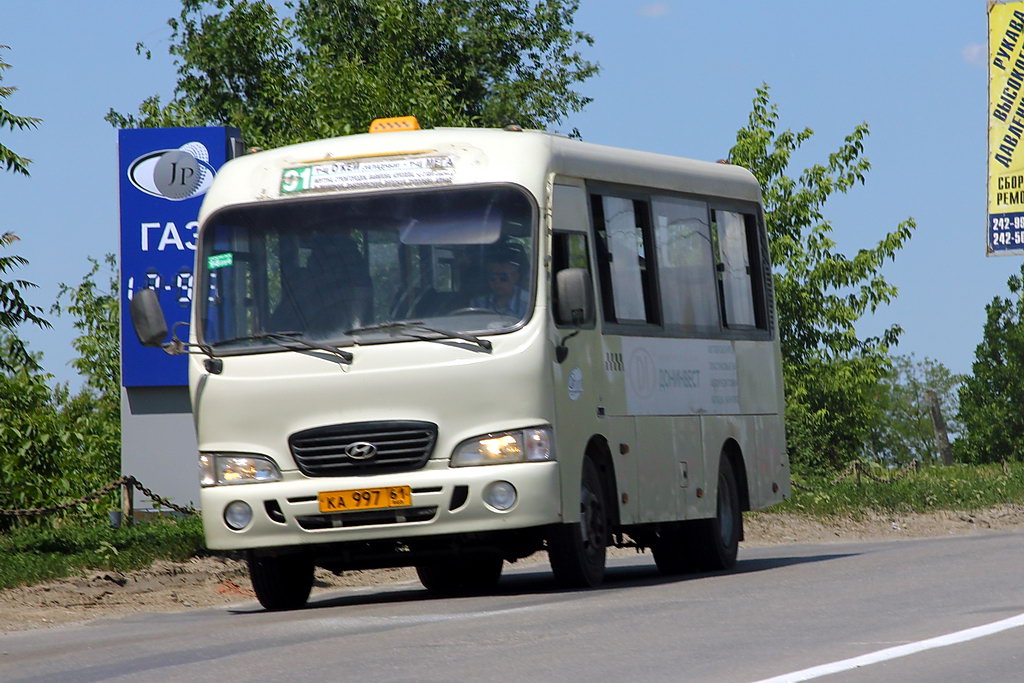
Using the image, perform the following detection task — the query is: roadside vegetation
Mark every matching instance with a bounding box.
[0,516,204,590]
[782,462,1024,516]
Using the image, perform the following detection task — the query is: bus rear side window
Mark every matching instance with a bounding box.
[712,209,766,330]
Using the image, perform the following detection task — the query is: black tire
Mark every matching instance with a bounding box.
[415,554,504,595]
[548,458,609,588]
[691,455,742,571]
[248,551,314,611]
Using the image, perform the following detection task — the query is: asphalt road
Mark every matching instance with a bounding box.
[2,529,1022,682]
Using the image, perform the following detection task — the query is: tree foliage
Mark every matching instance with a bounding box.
[956,264,1024,463]
[107,0,597,147]
[728,86,916,472]
[0,45,41,176]
[865,355,963,466]
[0,233,51,372]
[0,258,121,527]
[1,50,49,372]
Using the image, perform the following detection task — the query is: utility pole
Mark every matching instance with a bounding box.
[925,389,954,466]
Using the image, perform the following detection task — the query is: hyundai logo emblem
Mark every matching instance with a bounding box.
[345,441,378,460]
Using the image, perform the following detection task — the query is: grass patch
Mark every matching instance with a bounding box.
[0,515,206,590]
[780,462,1024,516]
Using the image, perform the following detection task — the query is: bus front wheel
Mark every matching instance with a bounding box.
[248,550,314,611]
[548,458,609,588]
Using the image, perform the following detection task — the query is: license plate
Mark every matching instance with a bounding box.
[318,485,412,513]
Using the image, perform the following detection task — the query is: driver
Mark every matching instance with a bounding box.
[469,244,529,318]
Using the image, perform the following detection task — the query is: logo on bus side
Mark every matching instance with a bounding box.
[627,348,657,399]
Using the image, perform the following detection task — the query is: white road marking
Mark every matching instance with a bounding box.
[754,612,1024,683]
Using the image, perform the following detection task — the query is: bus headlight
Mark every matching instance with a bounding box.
[200,453,282,486]
[450,427,555,467]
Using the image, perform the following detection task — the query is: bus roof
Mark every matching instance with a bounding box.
[201,127,762,217]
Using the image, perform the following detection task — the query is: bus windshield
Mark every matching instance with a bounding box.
[198,185,535,351]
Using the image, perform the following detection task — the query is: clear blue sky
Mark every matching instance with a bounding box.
[1,0,1009,387]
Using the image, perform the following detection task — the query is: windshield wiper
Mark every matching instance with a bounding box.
[345,321,492,352]
[211,331,353,362]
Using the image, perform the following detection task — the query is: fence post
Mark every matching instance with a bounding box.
[854,462,861,486]
[121,477,134,526]
[925,389,954,466]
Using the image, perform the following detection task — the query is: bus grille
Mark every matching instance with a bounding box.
[289,421,437,477]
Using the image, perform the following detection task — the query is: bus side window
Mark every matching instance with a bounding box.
[591,194,659,326]
[651,196,719,335]
[711,209,767,330]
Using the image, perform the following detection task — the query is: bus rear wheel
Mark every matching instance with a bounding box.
[548,458,609,588]
[248,551,314,611]
[415,554,504,595]
[691,455,742,570]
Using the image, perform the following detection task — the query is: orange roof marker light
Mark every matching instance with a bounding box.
[368,116,421,134]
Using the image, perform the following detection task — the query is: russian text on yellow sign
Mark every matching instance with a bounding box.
[988,3,1024,215]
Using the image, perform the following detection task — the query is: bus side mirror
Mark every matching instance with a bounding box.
[130,288,169,347]
[555,267,594,326]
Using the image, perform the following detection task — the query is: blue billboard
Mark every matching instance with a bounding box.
[119,127,242,387]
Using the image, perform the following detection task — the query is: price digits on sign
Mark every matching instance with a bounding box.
[126,267,195,307]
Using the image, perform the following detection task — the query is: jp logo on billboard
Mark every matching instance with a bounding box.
[127,142,217,201]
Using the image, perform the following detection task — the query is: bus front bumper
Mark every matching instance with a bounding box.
[200,460,562,551]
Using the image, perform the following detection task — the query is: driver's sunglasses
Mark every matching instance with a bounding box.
[488,273,511,282]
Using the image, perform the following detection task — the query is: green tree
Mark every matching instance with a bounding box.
[0,45,41,176]
[52,255,121,487]
[0,233,50,372]
[0,336,71,528]
[728,86,917,472]
[865,354,963,466]
[1,47,48,372]
[0,258,121,527]
[956,264,1024,463]
[52,254,121,399]
[107,0,597,147]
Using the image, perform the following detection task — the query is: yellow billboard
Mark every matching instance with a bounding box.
[989,1,1024,253]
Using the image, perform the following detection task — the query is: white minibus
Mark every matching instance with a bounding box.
[132,117,790,609]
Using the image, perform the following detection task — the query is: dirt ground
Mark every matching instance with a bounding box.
[3,505,1024,634]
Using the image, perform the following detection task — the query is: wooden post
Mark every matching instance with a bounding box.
[121,478,134,526]
[925,390,954,466]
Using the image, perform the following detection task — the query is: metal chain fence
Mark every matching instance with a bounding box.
[0,475,195,518]
[791,460,921,493]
